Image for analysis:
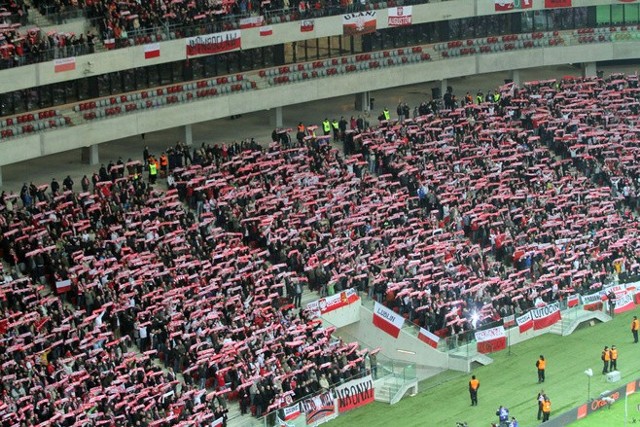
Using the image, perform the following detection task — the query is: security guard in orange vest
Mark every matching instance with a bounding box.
[602,346,610,374]
[536,355,546,383]
[632,316,639,343]
[468,375,479,406]
[610,345,618,371]
[159,152,168,177]
[542,396,551,422]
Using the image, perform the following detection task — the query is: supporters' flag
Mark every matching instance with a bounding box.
[276,416,294,427]
[302,391,336,425]
[56,279,72,294]
[475,326,507,354]
[103,38,115,49]
[531,303,561,330]
[186,30,241,57]
[239,15,265,29]
[144,43,160,59]
[544,0,571,7]
[417,327,440,348]
[0,319,7,334]
[283,403,301,421]
[582,292,602,311]
[307,289,359,316]
[502,314,515,328]
[567,294,580,308]
[212,417,224,427]
[35,317,49,332]
[387,6,412,27]
[516,312,533,333]
[300,19,315,32]
[615,293,635,314]
[54,57,76,73]
[343,11,377,36]
[259,26,273,37]
[372,302,405,338]
[334,376,374,412]
[495,0,532,10]
[494,0,515,11]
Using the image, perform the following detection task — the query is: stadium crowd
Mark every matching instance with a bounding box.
[1,72,640,426]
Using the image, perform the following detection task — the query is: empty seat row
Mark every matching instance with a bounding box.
[74,75,248,113]
[81,82,256,122]
[0,117,71,140]
[266,53,431,86]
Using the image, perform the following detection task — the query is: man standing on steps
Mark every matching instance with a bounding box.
[469,375,479,406]
[536,355,546,383]
[631,316,639,343]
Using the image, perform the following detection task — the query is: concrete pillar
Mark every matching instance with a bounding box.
[355,91,371,112]
[582,62,597,78]
[440,79,449,99]
[81,145,99,165]
[0,166,3,188]
[269,106,283,128]
[509,69,521,87]
[183,124,193,146]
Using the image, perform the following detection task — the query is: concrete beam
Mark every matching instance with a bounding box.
[269,106,283,128]
[81,145,99,165]
[509,69,521,87]
[183,124,193,146]
[355,91,371,112]
[582,62,597,78]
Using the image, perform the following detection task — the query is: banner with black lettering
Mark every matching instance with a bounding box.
[343,11,377,36]
[185,30,241,57]
[332,375,374,413]
[530,303,561,330]
[581,292,602,311]
[387,6,412,27]
[302,391,337,426]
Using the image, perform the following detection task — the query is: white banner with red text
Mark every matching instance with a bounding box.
[307,289,359,317]
[475,326,507,354]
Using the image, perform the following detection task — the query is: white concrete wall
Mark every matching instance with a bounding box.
[2,39,640,166]
[321,299,362,329]
[339,306,450,367]
[0,0,625,94]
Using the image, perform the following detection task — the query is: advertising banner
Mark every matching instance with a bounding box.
[185,31,241,57]
[333,375,374,413]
